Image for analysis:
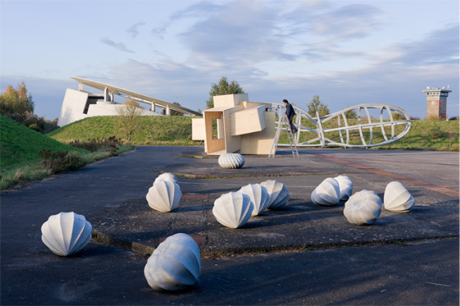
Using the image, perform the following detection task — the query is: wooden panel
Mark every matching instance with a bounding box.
[192,118,205,140]
[213,93,249,108]
[223,106,243,153]
[230,105,266,136]
[240,101,271,110]
[204,112,225,154]
[240,112,276,155]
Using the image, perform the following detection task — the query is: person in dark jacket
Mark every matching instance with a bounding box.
[283,99,297,134]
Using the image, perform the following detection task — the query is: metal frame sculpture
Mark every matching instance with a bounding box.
[272,103,411,148]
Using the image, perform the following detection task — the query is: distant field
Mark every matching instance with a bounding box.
[47,115,459,151]
[0,115,87,170]
[49,116,202,146]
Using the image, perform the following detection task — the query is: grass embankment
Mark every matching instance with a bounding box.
[279,118,459,151]
[0,115,134,190]
[47,115,458,151]
[49,116,202,146]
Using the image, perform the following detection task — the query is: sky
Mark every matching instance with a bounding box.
[1,0,458,121]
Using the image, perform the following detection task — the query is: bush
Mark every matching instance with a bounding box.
[427,128,442,139]
[38,149,85,173]
[66,136,121,155]
[452,144,459,152]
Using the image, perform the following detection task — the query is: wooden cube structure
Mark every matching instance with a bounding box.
[192,94,276,155]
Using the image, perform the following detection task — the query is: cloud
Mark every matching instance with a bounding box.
[100,38,134,53]
[175,0,296,67]
[385,23,459,66]
[150,26,166,39]
[170,1,220,20]
[127,22,145,38]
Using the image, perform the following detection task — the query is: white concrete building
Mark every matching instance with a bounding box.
[58,77,201,127]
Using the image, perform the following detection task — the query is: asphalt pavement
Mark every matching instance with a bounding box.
[1,146,459,305]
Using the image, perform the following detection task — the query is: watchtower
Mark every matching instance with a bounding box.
[422,86,451,119]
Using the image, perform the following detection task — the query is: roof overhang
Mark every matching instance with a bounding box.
[71,76,201,116]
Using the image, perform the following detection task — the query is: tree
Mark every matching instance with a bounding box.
[306,95,330,117]
[171,102,184,116]
[206,77,244,109]
[0,81,34,116]
[116,99,143,141]
[345,108,357,119]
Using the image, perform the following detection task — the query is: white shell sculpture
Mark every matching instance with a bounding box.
[154,172,178,185]
[238,184,270,216]
[334,175,353,201]
[213,192,254,228]
[41,212,92,256]
[343,190,382,225]
[311,178,340,206]
[260,180,290,209]
[384,181,415,212]
[144,233,201,291]
[146,180,182,212]
[218,153,245,169]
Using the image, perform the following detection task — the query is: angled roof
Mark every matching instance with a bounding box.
[71,77,201,116]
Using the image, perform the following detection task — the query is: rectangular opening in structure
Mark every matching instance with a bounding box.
[205,112,225,154]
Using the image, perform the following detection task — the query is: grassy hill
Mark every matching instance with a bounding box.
[279,118,459,151]
[47,115,458,152]
[49,116,202,146]
[0,114,87,170]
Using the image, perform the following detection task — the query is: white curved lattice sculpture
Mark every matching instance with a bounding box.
[274,103,411,148]
[343,190,382,225]
[260,180,290,209]
[41,212,92,256]
[146,180,182,212]
[213,192,254,228]
[154,173,178,185]
[218,153,245,169]
[334,175,353,201]
[311,178,340,206]
[144,233,201,291]
[238,184,270,216]
[384,181,415,212]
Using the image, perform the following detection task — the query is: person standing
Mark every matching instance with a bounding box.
[283,99,297,134]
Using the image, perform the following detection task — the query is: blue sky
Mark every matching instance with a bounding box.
[1,0,458,121]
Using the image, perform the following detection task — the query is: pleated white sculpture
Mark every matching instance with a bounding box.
[154,173,178,185]
[260,180,290,209]
[144,233,201,291]
[311,178,340,206]
[334,175,353,201]
[218,153,245,169]
[343,190,382,225]
[238,184,270,216]
[146,180,182,212]
[41,212,92,256]
[384,181,415,212]
[213,192,254,228]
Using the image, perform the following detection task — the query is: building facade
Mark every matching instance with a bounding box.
[422,87,451,119]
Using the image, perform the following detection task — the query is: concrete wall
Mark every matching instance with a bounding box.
[59,88,160,127]
[59,89,90,127]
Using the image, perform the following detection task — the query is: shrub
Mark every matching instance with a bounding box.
[67,136,121,153]
[38,149,85,173]
[427,128,442,139]
[409,116,420,120]
[452,144,459,152]
[426,115,442,121]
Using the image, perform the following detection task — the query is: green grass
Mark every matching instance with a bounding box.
[279,117,459,151]
[1,114,88,171]
[48,116,203,146]
[0,114,135,190]
[47,115,459,151]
